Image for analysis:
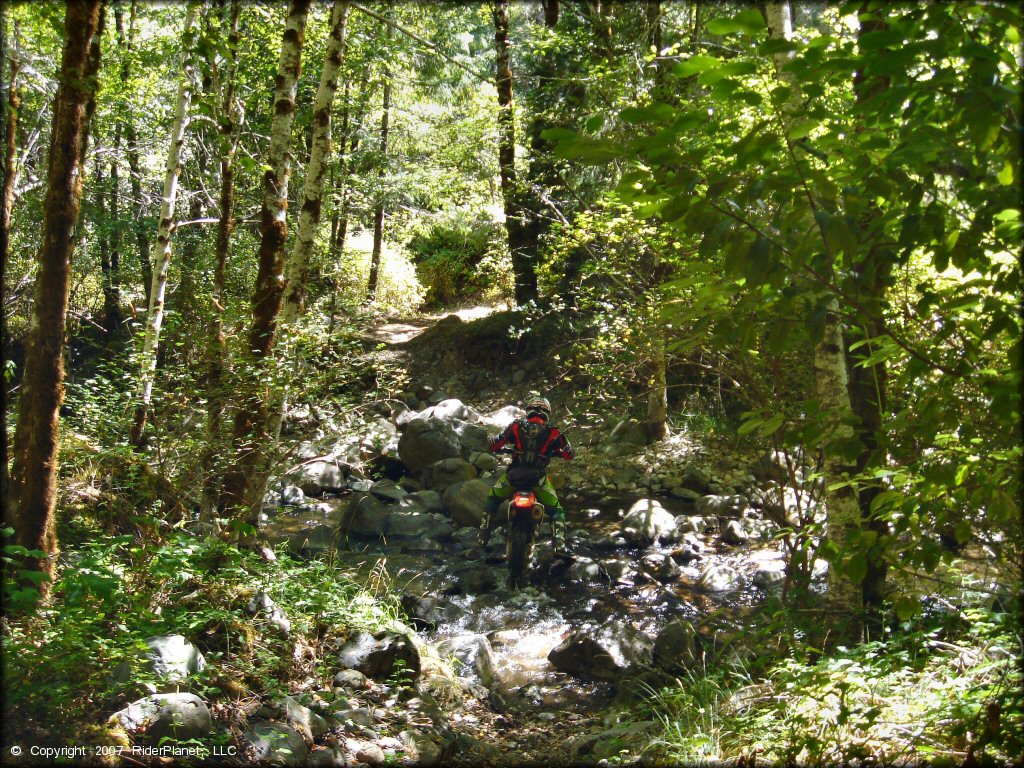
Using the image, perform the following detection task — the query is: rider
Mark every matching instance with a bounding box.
[479,396,575,555]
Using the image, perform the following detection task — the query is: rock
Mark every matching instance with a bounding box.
[398,417,464,474]
[679,464,712,493]
[621,499,677,546]
[386,509,441,539]
[333,669,368,689]
[337,631,421,682]
[697,563,742,592]
[472,452,499,473]
[568,721,659,761]
[401,595,466,630]
[450,420,490,454]
[602,559,639,585]
[333,706,377,730]
[291,459,348,498]
[442,479,491,528]
[479,405,525,428]
[607,419,648,447]
[548,622,653,681]
[112,693,212,744]
[671,532,704,562]
[424,457,477,490]
[367,479,407,504]
[695,494,747,518]
[720,518,749,546]
[652,619,702,672]
[243,722,309,766]
[670,486,702,501]
[400,730,443,767]
[307,747,347,767]
[246,591,291,635]
[282,695,330,741]
[352,740,386,766]
[437,634,496,687]
[341,492,391,539]
[281,485,306,507]
[641,553,681,583]
[753,567,786,589]
[567,557,603,581]
[445,563,500,595]
[674,515,699,535]
[427,398,479,422]
[143,635,206,682]
[394,489,445,516]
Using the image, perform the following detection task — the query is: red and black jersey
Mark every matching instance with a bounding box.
[489,416,575,471]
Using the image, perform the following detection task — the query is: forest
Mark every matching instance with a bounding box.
[1,0,1020,765]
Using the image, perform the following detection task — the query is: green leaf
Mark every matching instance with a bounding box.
[997,160,1014,186]
[894,596,919,621]
[846,552,867,584]
[705,9,766,36]
[672,55,721,78]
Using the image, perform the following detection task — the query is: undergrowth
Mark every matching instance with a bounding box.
[641,600,1023,766]
[1,531,401,745]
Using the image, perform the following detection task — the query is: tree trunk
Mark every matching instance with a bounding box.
[116,0,152,307]
[201,0,241,519]
[221,0,310,523]
[95,157,120,334]
[6,0,104,592]
[493,0,536,306]
[848,0,894,629]
[366,25,390,302]
[108,141,123,337]
[1,33,20,527]
[130,2,198,446]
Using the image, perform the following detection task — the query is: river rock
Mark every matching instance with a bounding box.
[281,485,306,507]
[401,594,466,630]
[471,451,500,472]
[697,563,742,592]
[243,722,309,766]
[398,417,464,474]
[426,398,480,422]
[400,730,444,768]
[641,553,682,583]
[607,418,648,447]
[567,556,603,581]
[621,499,676,546]
[567,721,659,761]
[112,693,212,744]
[291,458,348,498]
[442,479,491,527]
[753,567,786,589]
[143,635,206,681]
[282,695,330,741]
[602,559,640,585]
[246,591,291,636]
[670,486,702,501]
[479,405,525,428]
[720,518,749,545]
[652,619,702,672]
[395,489,445,516]
[387,510,446,539]
[337,630,421,682]
[333,669,368,689]
[548,622,653,681]
[446,563,500,595]
[695,494,747,518]
[437,633,496,687]
[679,464,712,493]
[367,479,407,504]
[342,492,391,539]
[424,457,477,490]
[289,523,339,557]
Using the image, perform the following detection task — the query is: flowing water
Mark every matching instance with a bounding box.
[266,493,790,715]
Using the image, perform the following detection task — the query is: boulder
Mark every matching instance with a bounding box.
[450,420,490,454]
[694,494,747,518]
[333,669,368,689]
[112,693,212,744]
[641,553,682,583]
[246,591,291,636]
[652,619,702,672]
[424,457,477,491]
[394,490,445,516]
[696,563,742,592]
[291,459,348,498]
[602,559,639,585]
[400,595,467,630]
[670,486,702,501]
[720,519,749,546]
[442,479,491,528]
[753,567,786,589]
[289,523,339,557]
[282,695,330,741]
[607,419,648,447]
[337,631,421,682]
[426,398,480,422]
[547,622,653,681]
[243,722,309,766]
[367,479,407,504]
[398,417,463,474]
[400,730,444,768]
[479,405,525,428]
[341,492,391,539]
[621,499,676,546]
[436,634,496,687]
[387,511,451,540]
[143,635,206,682]
[679,464,712,493]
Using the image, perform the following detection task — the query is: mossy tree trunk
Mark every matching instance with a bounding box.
[221,0,310,524]
[6,0,104,593]
[366,18,390,302]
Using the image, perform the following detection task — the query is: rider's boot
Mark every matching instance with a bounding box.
[479,495,501,547]
[551,517,570,558]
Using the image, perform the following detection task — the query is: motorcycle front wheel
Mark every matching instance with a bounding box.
[506,520,534,590]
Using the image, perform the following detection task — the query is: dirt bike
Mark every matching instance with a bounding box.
[495,459,547,590]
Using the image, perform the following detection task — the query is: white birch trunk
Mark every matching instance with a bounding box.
[281,0,350,325]
[131,2,198,442]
